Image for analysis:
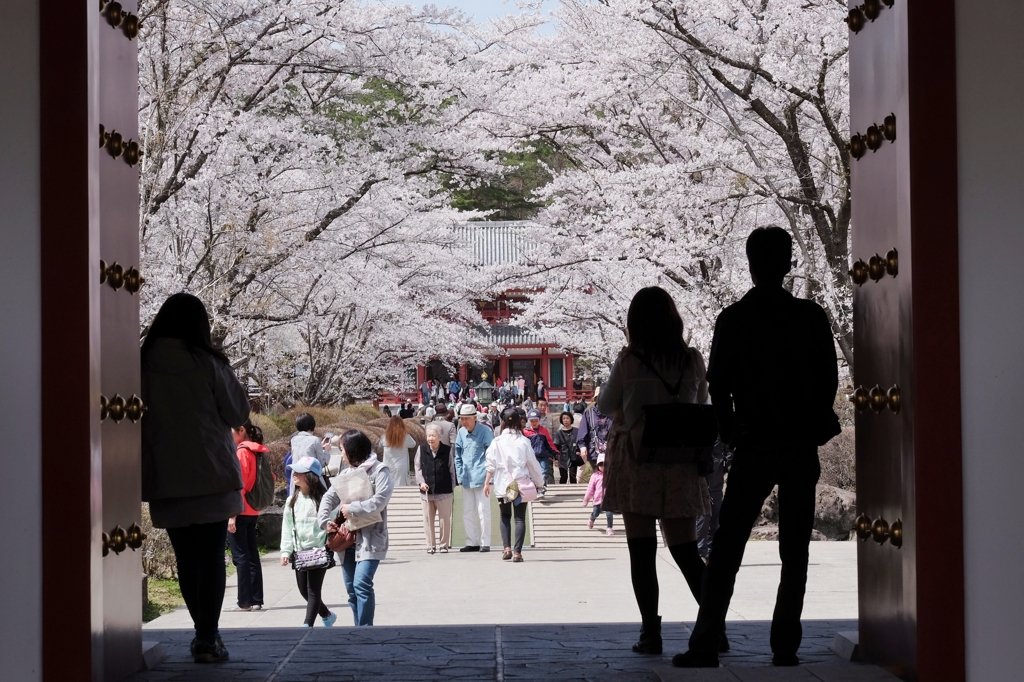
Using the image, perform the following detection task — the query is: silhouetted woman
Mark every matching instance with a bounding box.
[599,287,716,655]
[141,293,250,663]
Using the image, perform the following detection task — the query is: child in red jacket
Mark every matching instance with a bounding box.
[226,419,268,610]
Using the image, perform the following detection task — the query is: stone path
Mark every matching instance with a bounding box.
[131,621,897,681]
[145,543,858,629]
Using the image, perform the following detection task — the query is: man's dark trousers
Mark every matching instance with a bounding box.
[689,444,820,658]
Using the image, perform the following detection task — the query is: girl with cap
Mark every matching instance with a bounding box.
[279,456,336,628]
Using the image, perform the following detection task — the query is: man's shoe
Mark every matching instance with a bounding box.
[671,650,719,668]
[479,546,490,552]
[512,554,524,563]
[772,653,799,666]
[193,638,230,663]
[502,550,513,560]
[631,616,662,654]
[460,545,480,552]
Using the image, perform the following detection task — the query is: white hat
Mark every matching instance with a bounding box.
[597,452,606,464]
[457,403,478,417]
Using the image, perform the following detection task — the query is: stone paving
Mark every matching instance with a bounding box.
[130,621,897,681]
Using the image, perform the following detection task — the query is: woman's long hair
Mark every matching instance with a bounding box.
[625,286,688,369]
[384,415,408,448]
[289,471,326,510]
[141,293,228,364]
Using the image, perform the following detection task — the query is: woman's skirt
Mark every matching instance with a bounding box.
[602,428,711,519]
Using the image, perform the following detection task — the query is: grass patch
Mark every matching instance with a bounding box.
[143,579,184,622]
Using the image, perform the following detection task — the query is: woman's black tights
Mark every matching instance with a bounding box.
[295,567,331,625]
[558,464,579,484]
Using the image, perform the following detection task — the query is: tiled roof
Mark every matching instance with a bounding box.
[476,324,554,347]
[454,221,536,266]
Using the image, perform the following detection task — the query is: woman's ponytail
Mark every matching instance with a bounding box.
[242,418,263,444]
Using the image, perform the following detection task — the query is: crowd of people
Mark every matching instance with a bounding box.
[140,226,840,669]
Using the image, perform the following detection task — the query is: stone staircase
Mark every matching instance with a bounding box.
[385,485,429,549]
[384,482,664,549]
[531,484,632,548]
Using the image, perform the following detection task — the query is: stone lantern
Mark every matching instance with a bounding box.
[475,379,494,406]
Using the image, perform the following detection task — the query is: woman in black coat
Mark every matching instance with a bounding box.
[553,412,582,484]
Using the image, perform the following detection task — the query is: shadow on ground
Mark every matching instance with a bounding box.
[131,620,899,681]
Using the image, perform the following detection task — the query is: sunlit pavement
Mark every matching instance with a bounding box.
[131,542,892,680]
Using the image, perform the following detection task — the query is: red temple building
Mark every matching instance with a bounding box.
[413,221,577,404]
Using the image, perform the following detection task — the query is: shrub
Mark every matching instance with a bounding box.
[340,404,383,423]
[282,403,347,430]
[140,503,178,580]
[250,413,284,442]
[819,425,856,490]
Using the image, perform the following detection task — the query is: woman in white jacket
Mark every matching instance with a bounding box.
[484,407,545,562]
[317,430,393,626]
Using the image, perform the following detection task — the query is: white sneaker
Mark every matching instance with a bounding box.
[606,528,615,536]
[588,519,595,529]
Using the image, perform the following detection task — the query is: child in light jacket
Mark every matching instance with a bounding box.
[280,456,336,628]
[583,457,614,535]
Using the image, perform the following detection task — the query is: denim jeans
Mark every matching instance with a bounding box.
[226,515,264,607]
[537,458,551,488]
[166,520,228,644]
[589,503,614,528]
[341,547,380,626]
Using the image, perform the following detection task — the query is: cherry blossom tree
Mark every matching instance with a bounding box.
[137,0,508,401]
[465,0,851,373]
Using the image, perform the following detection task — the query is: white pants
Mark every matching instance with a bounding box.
[462,486,492,548]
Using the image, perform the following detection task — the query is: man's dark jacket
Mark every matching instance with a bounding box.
[707,286,840,448]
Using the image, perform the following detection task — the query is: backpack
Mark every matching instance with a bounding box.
[244,448,275,511]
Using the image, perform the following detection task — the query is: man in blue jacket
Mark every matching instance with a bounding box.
[454,403,495,552]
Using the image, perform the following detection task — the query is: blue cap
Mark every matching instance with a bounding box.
[527,409,542,420]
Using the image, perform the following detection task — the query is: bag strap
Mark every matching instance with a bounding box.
[290,504,299,551]
[631,350,687,397]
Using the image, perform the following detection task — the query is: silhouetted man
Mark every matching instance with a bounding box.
[673,226,840,668]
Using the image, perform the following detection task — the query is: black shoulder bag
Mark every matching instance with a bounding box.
[631,351,717,475]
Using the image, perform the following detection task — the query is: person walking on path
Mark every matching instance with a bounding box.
[554,412,582,484]
[454,403,495,552]
[432,403,458,447]
[599,286,716,658]
[577,395,612,468]
[674,227,840,668]
[420,379,431,406]
[583,455,614,534]
[484,407,545,563]
[226,420,267,612]
[280,457,337,628]
[318,430,394,627]
[291,413,328,468]
[141,293,250,664]
[524,409,558,497]
[380,416,416,487]
[696,440,730,560]
[416,422,457,553]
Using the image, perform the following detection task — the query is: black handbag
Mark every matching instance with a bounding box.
[631,351,718,474]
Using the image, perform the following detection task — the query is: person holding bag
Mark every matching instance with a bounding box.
[600,286,721,657]
[554,411,583,484]
[318,430,393,626]
[484,407,545,563]
[279,457,337,628]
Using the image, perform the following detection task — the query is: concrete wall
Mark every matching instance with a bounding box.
[956,2,1024,679]
[0,0,42,679]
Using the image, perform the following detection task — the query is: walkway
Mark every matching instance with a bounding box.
[132,621,896,681]
[145,543,858,628]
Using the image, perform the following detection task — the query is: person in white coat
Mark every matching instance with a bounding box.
[484,407,544,562]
